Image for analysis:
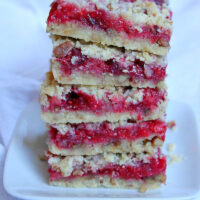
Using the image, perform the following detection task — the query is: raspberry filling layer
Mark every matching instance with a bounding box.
[43,87,166,118]
[48,2,171,45]
[55,46,166,85]
[48,155,166,181]
[49,120,166,149]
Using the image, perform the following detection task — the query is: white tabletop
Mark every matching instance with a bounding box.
[0,0,200,199]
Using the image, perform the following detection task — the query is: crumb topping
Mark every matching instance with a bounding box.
[40,75,163,105]
[47,152,163,176]
[167,120,176,131]
[168,154,182,165]
[167,143,175,152]
[52,36,166,65]
[59,0,172,29]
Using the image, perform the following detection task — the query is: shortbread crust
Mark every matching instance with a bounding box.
[50,174,166,192]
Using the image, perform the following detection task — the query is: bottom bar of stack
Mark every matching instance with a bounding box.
[46,151,166,191]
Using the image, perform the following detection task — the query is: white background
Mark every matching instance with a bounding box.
[0,0,200,199]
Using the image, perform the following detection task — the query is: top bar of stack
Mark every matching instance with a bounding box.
[41,0,172,192]
[47,0,172,56]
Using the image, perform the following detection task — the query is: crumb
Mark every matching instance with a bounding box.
[167,143,175,152]
[168,154,182,165]
[139,184,147,193]
[39,154,46,161]
[167,120,176,131]
[122,69,129,73]
[46,71,54,81]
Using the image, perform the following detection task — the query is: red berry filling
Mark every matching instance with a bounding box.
[48,155,166,181]
[43,87,166,119]
[49,120,166,149]
[47,1,171,45]
[56,47,166,85]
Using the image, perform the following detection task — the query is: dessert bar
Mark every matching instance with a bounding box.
[47,0,172,55]
[46,151,166,190]
[48,120,166,155]
[51,36,166,87]
[40,73,167,123]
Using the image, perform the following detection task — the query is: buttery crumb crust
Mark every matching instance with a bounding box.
[50,174,166,192]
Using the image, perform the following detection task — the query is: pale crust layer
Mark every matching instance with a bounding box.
[47,23,169,56]
[49,174,166,192]
[48,136,163,156]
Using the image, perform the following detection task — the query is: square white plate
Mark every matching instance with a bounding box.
[3,100,200,200]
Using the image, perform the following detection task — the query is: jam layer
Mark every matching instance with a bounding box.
[47,152,166,181]
[52,37,167,87]
[49,120,166,149]
[47,0,171,46]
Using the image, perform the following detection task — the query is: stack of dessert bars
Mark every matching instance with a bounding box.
[40,0,172,192]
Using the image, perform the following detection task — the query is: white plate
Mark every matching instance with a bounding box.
[3,100,200,200]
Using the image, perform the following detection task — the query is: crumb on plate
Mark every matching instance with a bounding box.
[167,120,176,131]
